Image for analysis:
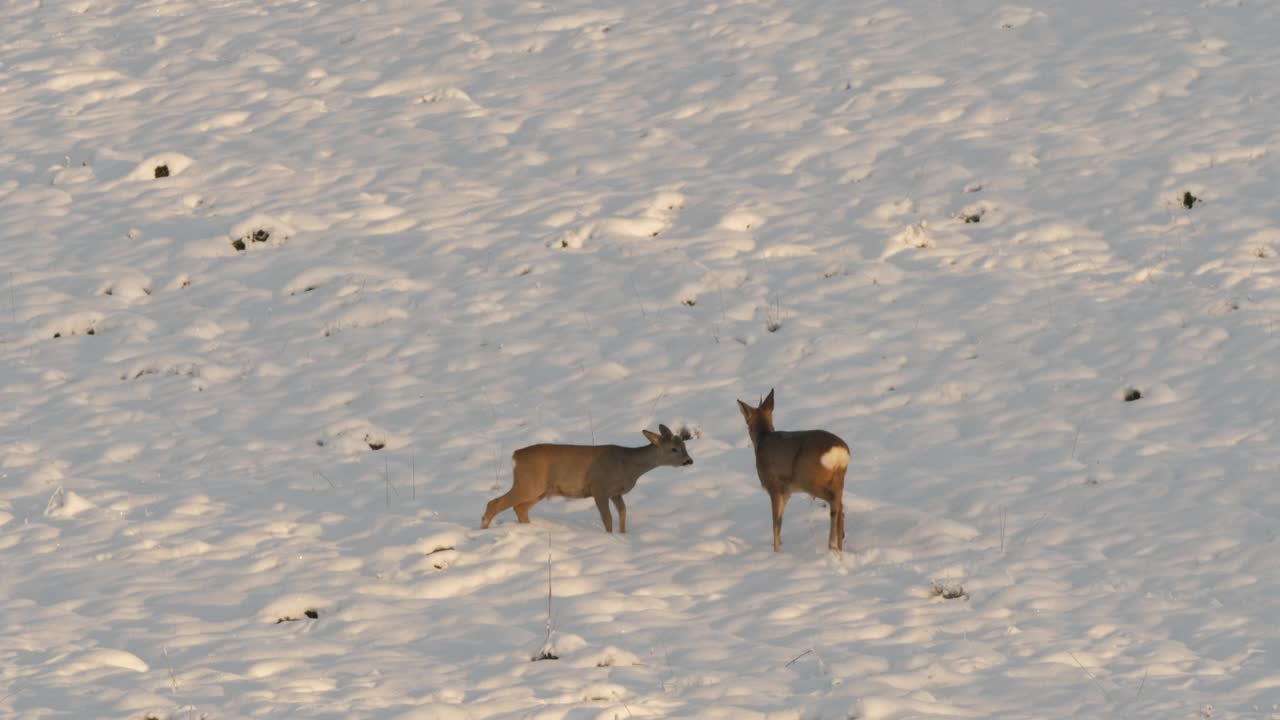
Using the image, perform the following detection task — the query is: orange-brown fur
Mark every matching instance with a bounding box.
[481,425,693,533]
[738,389,850,552]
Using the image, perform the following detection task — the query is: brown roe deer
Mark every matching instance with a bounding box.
[737,389,849,552]
[481,424,693,533]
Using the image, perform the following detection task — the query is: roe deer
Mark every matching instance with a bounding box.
[737,389,849,552]
[481,424,693,533]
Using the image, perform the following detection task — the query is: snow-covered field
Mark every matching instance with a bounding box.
[4,0,1280,717]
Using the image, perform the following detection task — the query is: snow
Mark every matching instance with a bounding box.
[3,0,1280,718]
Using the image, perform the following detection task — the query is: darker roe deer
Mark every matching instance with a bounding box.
[481,424,693,533]
[738,389,849,552]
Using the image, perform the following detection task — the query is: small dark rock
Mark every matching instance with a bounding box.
[276,609,319,624]
[231,238,246,252]
[1182,191,1199,209]
[252,229,270,243]
[1124,388,1142,402]
[154,164,170,179]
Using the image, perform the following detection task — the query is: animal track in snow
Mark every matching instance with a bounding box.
[316,420,404,454]
[548,191,687,248]
[719,208,765,232]
[415,87,484,116]
[260,594,328,625]
[322,304,409,337]
[929,580,968,600]
[120,360,198,381]
[284,266,426,297]
[230,215,294,253]
[995,6,1045,29]
[43,312,106,339]
[125,152,194,181]
[895,221,935,249]
[45,487,95,518]
[99,274,152,302]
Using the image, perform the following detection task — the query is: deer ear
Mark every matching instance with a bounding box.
[642,429,662,445]
[658,423,673,439]
[737,399,752,419]
[762,388,775,412]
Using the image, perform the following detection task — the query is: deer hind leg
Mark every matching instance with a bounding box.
[769,490,789,552]
[830,470,847,551]
[828,495,843,551]
[611,495,627,534]
[513,497,540,523]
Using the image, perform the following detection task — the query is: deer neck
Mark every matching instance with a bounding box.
[621,443,662,472]
[746,419,774,448]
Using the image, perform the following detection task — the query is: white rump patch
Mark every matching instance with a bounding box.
[820,446,850,470]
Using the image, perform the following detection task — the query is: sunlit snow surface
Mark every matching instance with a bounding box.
[3,1,1280,718]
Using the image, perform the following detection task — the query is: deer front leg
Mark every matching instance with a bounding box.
[611,495,627,534]
[594,493,614,533]
[769,490,788,552]
[481,490,515,528]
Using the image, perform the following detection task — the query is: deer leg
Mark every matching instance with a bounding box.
[513,498,537,523]
[837,502,846,549]
[769,491,789,552]
[611,495,628,533]
[833,471,847,550]
[828,497,842,551]
[594,493,614,533]
[482,491,515,528]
